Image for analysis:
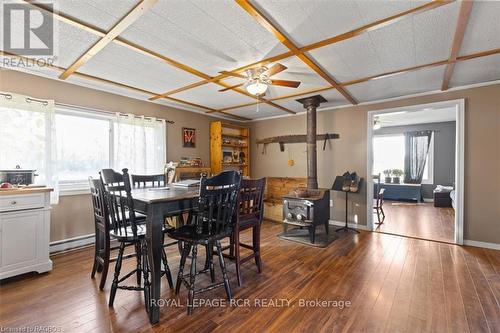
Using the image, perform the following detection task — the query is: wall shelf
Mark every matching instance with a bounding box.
[210,122,250,176]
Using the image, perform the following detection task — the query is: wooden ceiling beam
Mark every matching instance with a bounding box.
[235,0,358,105]
[158,0,450,102]
[442,0,473,91]
[0,51,250,121]
[59,0,158,80]
[216,46,500,112]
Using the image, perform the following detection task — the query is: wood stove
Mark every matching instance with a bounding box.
[281,95,336,244]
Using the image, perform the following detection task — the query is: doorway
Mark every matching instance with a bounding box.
[366,100,464,244]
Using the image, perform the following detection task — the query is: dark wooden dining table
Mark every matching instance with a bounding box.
[130,186,200,324]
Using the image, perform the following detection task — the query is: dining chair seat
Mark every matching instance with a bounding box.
[167,223,232,245]
[110,224,173,241]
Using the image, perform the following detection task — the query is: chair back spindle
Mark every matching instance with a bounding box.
[101,168,140,239]
[237,178,266,223]
[131,174,166,188]
[195,171,241,237]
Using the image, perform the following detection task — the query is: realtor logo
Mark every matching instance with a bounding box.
[3,2,54,56]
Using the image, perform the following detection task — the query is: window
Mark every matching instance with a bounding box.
[373,135,405,179]
[1,103,166,195]
[54,107,167,192]
[55,112,110,187]
[373,134,434,183]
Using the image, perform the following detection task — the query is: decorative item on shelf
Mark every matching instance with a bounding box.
[178,157,203,167]
[223,151,233,164]
[239,151,246,164]
[232,150,240,163]
[182,127,196,148]
[383,169,392,183]
[222,138,232,145]
[391,169,404,184]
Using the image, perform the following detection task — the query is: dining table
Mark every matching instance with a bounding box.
[130,185,200,324]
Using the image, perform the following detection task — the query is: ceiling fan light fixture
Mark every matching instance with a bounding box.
[246,80,268,96]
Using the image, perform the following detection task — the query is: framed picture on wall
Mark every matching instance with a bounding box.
[182,127,196,148]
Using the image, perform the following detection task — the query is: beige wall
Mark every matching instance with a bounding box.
[0,69,227,242]
[250,84,500,245]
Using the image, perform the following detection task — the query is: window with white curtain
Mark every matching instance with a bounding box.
[1,96,167,196]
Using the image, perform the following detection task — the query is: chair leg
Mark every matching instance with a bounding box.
[253,224,262,274]
[135,242,142,286]
[175,243,191,294]
[380,207,386,220]
[208,243,215,283]
[91,230,100,279]
[187,245,198,315]
[108,242,125,307]
[229,233,235,257]
[234,229,242,287]
[162,248,174,289]
[376,208,382,224]
[99,237,111,290]
[216,240,232,300]
[325,219,329,235]
[141,241,151,313]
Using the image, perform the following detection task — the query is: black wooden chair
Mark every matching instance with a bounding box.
[374,188,386,225]
[224,178,266,286]
[167,171,241,315]
[101,168,173,309]
[89,177,144,290]
[131,174,166,188]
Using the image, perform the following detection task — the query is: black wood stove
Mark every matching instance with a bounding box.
[281,95,336,244]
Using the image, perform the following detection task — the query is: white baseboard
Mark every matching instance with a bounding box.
[464,239,500,250]
[329,220,370,231]
[50,233,95,253]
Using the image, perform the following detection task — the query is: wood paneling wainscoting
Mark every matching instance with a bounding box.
[1,222,499,332]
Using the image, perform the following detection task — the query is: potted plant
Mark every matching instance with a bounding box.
[392,169,404,184]
[383,169,392,183]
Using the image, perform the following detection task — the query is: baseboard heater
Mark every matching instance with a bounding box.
[50,234,95,253]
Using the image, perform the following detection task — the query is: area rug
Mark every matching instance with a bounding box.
[277,225,339,248]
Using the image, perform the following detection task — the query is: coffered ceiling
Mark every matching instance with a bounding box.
[1,0,499,121]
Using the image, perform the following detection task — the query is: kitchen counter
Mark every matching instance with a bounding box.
[0,187,53,196]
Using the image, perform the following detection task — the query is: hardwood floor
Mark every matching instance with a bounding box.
[1,221,499,333]
[375,201,455,243]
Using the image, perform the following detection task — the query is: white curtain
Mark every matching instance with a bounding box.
[0,92,59,204]
[113,113,166,175]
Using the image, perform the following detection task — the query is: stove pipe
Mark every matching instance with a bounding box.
[295,95,327,190]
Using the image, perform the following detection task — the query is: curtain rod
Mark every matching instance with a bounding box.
[1,92,174,124]
[1,92,49,106]
[57,102,174,124]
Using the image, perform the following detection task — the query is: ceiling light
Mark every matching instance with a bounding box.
[246,80,268,96]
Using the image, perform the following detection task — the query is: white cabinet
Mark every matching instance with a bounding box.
[0,190,52,280]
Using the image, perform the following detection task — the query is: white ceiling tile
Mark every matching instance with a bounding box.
[346,65,446,103]
[254,0,362,47]
[413,1,459,65]
[78,43,201,94]
[461,1,500,55]
[274,89,347,113]
[67,74,153,101]
[55,20,100,68]
[120,0,287,76]
[153,98,206,114]
[450,54,500,88]
[227,103,287,120]
[171,83,256,110]
[354,0,420,24]
[57,0,138,31]
[309,33,384,83]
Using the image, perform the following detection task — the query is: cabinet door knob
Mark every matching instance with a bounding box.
[10,201,17,205]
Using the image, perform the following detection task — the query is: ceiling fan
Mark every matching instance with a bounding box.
[373,117,395,130]
[218,63,301,96]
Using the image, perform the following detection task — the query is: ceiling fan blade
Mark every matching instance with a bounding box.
[270,79,301,88]
[218,83,244,92]
[264,63,287,77]
[219,71,246,79]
